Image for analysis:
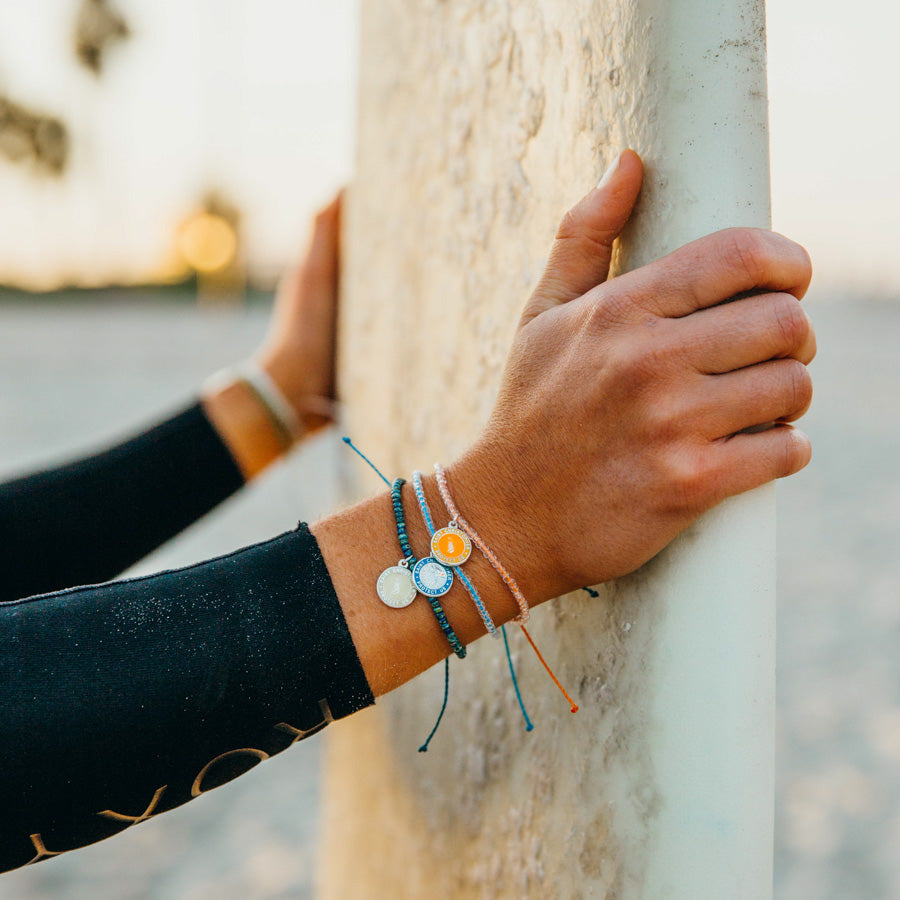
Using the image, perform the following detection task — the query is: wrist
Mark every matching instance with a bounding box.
[258,350,335,437]
[443,440,566,609]
[201,378,287,479]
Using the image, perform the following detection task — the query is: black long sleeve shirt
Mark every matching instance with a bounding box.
[0,404,374,873]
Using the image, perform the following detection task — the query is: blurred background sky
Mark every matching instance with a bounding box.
[0,0,894,294]
[0,0,358,290]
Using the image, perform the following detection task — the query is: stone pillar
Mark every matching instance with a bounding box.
[325,1,773,897]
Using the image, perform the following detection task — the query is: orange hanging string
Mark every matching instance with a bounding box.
[521,626,579,713]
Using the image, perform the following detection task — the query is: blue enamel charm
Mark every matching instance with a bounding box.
[412,557,453,597]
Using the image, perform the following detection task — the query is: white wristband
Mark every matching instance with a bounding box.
[237,362,302,442]
[204,361,337,447]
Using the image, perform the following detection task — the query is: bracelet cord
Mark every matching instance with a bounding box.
[412,471,533,733]
[433,464,529,624]
[411,471,497,637]
[433,463,579,714]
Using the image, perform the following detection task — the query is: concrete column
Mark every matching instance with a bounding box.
[324,1,773,896]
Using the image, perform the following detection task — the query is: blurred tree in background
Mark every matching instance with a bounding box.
[0,0,129,176]
[74,0,129,75]
[0,96,67,175]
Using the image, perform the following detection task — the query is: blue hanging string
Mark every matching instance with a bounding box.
[581,586,600,598]
[502,625,534,731]
[419,657,450,752]
[342,436,391,487]
[412,469,534,732]
[343,436,454,749]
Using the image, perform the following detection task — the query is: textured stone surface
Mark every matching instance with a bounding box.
[328,2,772,897]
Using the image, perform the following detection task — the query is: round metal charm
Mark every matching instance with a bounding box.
[376,564,417,608]
[412,557,454,597]
[431,526,472,566]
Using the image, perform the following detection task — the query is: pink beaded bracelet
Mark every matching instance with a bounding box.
[433,463,530,625]
[433,463,578,714]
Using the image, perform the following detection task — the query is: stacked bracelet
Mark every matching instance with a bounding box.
[377,478,466,659]
[342,436,554,743]
[433,463,530,625]
[411,471,499,639]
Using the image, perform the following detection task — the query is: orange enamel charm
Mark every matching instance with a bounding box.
[431,526,471,566]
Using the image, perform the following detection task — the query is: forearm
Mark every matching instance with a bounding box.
[0,358,327,604]
[0,465,538,872]
[0,524,372,872]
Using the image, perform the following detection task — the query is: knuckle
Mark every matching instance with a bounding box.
[771,294,810,353]
[784,359,813,412]
[582,287,632,333]
[723,227,770,284]
[556,205,618,254]
[613,335,664,389]
[645,402,681,446]
[664,449,715,512]
[779,437,797,478]
[556,207,582,241]
[804,319,818,363]
[777,429,807,478]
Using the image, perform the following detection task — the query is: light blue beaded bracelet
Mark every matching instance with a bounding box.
[411,470,500,639]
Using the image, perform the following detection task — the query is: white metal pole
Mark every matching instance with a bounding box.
[624,1,774,896]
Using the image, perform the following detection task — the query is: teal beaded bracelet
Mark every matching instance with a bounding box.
[390,478,415,564]
[390,478,466,659]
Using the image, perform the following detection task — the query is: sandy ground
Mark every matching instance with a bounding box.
[0,296,895,898]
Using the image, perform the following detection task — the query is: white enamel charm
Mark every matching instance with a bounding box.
[376,564,417,608]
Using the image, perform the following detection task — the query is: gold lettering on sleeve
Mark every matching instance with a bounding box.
[190,748,269,798]
[275,699,334,745]
[25,833,62,866]
[98,785,167,824]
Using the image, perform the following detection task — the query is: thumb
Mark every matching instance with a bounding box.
[302,190,342,284]
[521,149,643,324]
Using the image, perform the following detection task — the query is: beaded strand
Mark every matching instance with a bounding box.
[390,478,415,564]
[342,436,461,749]
[433,463,530,625]
[433,462,579,714]
[411,471,498,638]
[386,478,466,660]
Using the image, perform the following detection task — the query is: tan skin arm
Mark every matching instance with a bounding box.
[201,194,342,479]
[206,152,817,701]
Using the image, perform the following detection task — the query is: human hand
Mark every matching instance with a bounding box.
[257,191,343,432]
[450,149,814,603]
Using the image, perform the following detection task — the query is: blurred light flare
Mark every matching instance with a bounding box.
[177,212,238,274]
